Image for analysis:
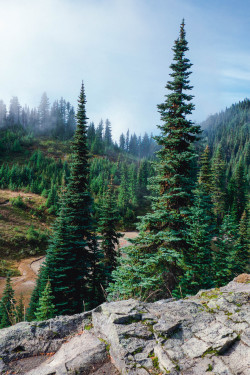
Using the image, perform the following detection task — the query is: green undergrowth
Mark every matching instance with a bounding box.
[0,190,53,261]
[0,259,21,277]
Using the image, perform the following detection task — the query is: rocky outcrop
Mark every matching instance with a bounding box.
[0,276,249,374]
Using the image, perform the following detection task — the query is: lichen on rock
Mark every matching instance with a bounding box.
[0,275,249,374]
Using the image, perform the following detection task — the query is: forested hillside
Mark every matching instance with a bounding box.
[201,99,249,222]
[0,21,249,331]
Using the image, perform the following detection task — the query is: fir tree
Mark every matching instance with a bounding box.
[30,83,101,315]
[231,210,249,275]
[231,161,247,221]
[98,179,122,286]
[175,186,214,296]
[213,213,239,286]
[211,144,226,223]
[198,145,212,195]
[109,20,201,300]
[0,274,16,328]
[27,262,49,321]
[104,119,112,146]
[35,280,56,321]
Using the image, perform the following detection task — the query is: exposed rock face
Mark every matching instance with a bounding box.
[0,276,249,374]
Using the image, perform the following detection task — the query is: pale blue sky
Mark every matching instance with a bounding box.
[0,0,249,139]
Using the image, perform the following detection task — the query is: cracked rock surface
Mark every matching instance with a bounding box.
[0,276,249,374]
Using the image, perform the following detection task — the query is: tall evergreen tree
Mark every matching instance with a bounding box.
[230,161,247,221]
[211,144,226,222]
[176,186,214,296]
[198,145,212,195]
[119,133,125,151]
[38,92,50,131]
[104,119,112,146]
[29,83,101,315]
[0,274,16,328]
[213,213,239,286]
[109,20,201,300]
[98,179,122,286]
[231,210,249,275]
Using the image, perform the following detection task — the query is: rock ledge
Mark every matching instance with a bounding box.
[0,276,249,374]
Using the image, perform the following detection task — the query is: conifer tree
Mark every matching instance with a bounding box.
[104,119,112,146]
[231,210,249,275]
[109,20,201,300]
[29,83,101,315]
[175,186,214,296]
[198,145,212,195]
[35,280,56,321]
[0,274,16,328]
[27,271,44,321]
[98,179,122,286]
[231,161,247,221]
[211,144,226,222]
[213,213,239,286]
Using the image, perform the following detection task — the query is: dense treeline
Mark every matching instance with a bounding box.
[0,149,153,227]
[0,94,76,140]
[202,99,249,179]
[0,94,158,159]
[201,99,249,223]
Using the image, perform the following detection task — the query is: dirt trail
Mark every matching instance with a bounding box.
[0,232,138,308]
[0,257,40,307]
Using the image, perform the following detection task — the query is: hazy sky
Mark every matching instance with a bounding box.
[0,0,249,139]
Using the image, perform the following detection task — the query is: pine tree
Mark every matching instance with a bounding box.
[137,160,149,207]
[30,83,101,315]
[27,262,49,321]
[104,119,112,146]
[109,20,201,300]
[213,213,239,286]
[0,274,16,328]
[35,280,56,321]
[98,179,122,286]
[176,186,214,296]
[119,133,125,151]
[198,145,212,195]
[211,144,226,222]
[231,161,247,221]
[38,92,50,130]
[231,210,249,275]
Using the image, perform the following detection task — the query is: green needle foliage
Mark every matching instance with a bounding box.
[35,280,56,321]
[98,179,122,286]
[211,144,226,223]
[0,274,16,328]
[29,83,102,317]
[16,294,25,323]
[199,145,213,195]
[109,20,201,300]
[232,210,249,275]
[213,213,239,286]
[175,186,215,297]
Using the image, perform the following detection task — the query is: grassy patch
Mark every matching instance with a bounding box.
[0,190,52,259]
[0,260,21,277]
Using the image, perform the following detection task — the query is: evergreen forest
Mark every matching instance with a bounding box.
[0,21,249,328]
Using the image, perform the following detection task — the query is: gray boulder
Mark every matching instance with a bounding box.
[0,275,249,374]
